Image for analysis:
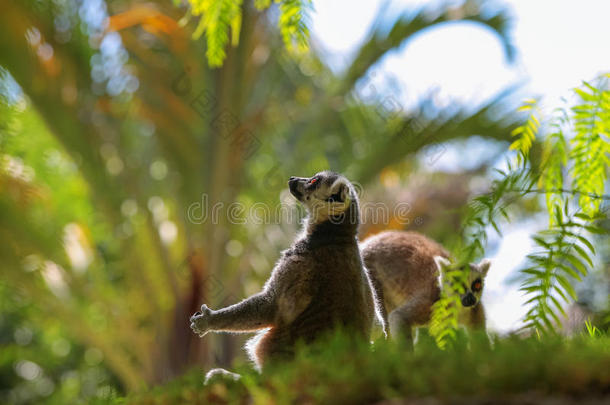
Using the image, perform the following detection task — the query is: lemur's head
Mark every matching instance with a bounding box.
[288,171,359,232]
[434,257,491,308]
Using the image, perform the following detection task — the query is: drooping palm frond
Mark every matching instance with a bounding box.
[352,86,522,184]
[338,0,514,95]
[0,0,123,221]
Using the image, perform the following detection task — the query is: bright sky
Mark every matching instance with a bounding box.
[311,0,610,108]
[310,0,610,333]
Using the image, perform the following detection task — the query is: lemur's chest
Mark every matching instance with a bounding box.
[281,243,364,292]
[457,303,484,327]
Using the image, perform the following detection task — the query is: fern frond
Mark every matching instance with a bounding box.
[433,76,609,342]
[430,263,466,349]
[538,108,569,225]
[185,0,311,66]
[278,0,312,54]
[569,79,610,216]
[430,165,534,348]
[189,0,243,67]
[519,210,596,334]
[510,99,541,165]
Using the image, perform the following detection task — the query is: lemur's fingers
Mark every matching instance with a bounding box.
[190,322,205,336]
[190,306,213,337]
[190,318,208,336]
[189,304,212,324]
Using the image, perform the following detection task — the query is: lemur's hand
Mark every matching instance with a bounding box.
[190,304,213,337]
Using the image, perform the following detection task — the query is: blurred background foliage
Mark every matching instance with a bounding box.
[0,0,607,403]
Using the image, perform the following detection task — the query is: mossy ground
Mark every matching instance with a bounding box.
[103,331,610,405]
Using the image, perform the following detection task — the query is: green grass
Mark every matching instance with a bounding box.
[106,332,610,404]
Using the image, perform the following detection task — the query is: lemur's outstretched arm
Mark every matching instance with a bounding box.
[190,292,276,335]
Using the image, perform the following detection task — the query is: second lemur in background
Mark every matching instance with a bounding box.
[361,230,491,347]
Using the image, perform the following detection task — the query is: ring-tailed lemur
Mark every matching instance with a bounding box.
[360,230,491,347]
[190,171,380,376]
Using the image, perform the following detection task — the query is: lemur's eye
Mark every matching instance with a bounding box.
[472,279,482,292]
[309,178,317,185]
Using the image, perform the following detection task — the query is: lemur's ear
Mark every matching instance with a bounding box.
[477,258,492,276]
[434,256,451,287]
[434,256,451,271]
[328,178,350,203]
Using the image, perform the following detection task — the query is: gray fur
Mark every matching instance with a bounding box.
[204,368,241,384]
[190,171,378,370]
[360,231,491,347]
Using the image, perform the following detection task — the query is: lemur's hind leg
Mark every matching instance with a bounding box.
[388,297,435,349]
[388,309,414,348]
[204,368,241,385]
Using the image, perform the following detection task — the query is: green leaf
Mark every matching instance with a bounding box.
[574,235,596,254]
[564,251,588,274]
[549,294,567,316]
[556,261,582,281]
[584,224,606,235]
[555,276,578,300]
[279,0,311,53]
[521,268,547,277]
[570,244,593,267]
[254,0,272,9]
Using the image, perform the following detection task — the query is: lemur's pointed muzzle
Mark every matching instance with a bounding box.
[461,292,476,307]
[288,176,305,199]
